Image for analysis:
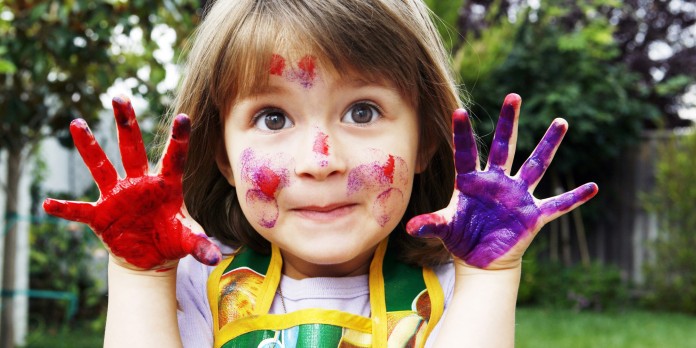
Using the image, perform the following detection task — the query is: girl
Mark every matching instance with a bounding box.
[43,0,598,347]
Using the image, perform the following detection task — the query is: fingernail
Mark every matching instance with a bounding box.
[172,114,191,141]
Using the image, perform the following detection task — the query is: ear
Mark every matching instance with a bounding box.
[215,140,235,187]
[415,140,438,174]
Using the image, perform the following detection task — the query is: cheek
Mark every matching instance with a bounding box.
[372,188,405,227]
[347,150,411,226]
[238,148,292,228]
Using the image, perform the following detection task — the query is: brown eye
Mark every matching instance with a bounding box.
[342,102,381,124]
[254,109,293,131]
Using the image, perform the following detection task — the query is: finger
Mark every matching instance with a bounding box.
[188,236,222,266]
[70,119,119,192]
[113,96,149,177]
[486,93,521,173]
[160,114,191,186]
[539,183,599,221]
[406,211,451,240]
[453,109,479,176]
[518,118,568,191]
[43,198,95,224]
[178,221,222,266]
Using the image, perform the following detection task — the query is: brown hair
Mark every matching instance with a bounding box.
[170,0,461,266]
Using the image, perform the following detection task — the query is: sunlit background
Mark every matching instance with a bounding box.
[1,0,695,347]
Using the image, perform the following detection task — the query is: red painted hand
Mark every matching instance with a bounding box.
[43,97,221,270]
[407,94,598,270]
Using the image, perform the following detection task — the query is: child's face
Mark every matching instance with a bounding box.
[218,56,419,278]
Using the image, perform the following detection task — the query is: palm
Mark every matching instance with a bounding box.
[43,97,221,270]
[407,94,597,269]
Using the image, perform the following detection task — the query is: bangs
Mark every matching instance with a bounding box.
[210,0,423,114]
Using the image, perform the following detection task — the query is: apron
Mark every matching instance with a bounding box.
[207,238,444,348]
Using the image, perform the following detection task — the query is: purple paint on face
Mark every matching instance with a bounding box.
[296,55,317,88]
[372,188,404,227]
[347,151,408,226]
[347,152,406,195]
[240,148,291,228]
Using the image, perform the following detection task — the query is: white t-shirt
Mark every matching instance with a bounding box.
[176,243,455,347]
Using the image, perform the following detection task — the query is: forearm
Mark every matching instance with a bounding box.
[105,258,183,348]
[433,261,521,348]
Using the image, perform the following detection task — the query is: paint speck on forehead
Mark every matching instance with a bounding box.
[297,55,317,88]
[269,54,286,76]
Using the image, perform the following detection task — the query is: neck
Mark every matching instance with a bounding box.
[280,246,377,279]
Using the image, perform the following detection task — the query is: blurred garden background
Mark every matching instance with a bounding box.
[1,0,695,347]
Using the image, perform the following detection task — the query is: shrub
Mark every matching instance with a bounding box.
[519,242,628,311]
[642,129,696,314]
[29,189,107,328]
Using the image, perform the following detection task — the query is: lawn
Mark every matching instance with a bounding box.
[22,307,696,347]
[516,307,696,347]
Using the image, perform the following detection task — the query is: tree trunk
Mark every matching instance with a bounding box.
[1,146,22,348]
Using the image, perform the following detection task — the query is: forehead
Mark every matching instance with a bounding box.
[214,3,420,112]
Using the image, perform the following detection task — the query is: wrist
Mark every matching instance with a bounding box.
[108,256,178,279]
[452,259,522,293]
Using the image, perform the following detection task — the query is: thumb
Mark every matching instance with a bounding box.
[179,209,222,266]
[406,193,458,240]
[406,210,451,240]
[188,235,222,266]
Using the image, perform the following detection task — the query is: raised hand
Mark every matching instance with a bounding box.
[43,97,221,270]
[407,94,598,270]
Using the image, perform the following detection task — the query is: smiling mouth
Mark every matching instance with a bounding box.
[291,204,356,221]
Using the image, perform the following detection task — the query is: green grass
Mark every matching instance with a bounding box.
[516,307,696,347]
[22,307,696,347]
[23,325,103,348]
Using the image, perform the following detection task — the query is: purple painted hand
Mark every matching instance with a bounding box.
[406,94,598,270]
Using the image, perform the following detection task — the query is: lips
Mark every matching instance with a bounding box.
[291,203,357,221]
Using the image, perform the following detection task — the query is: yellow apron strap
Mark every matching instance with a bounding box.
[208,255,236,335]
[254,244,283,315]
[420,267,445,348]
[216,308,373,347]
[368,239,389,347]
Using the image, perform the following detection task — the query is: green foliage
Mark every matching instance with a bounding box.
[29,215,107,328]
[454,1,659,178]
[519,257,628,311]
[423,0,466,51]
[0,0,200,153]
[642,129,696,314]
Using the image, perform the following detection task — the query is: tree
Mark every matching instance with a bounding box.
[452,0,696,129]
[425,0,689,270]
[0,1,200,346]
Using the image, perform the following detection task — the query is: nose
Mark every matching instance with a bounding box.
[293,127,347,180]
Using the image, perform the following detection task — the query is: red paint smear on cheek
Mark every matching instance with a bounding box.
[313,131,329,156]
[269,54,285,76]
[382,155,395,184]
[254,165,281,198]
